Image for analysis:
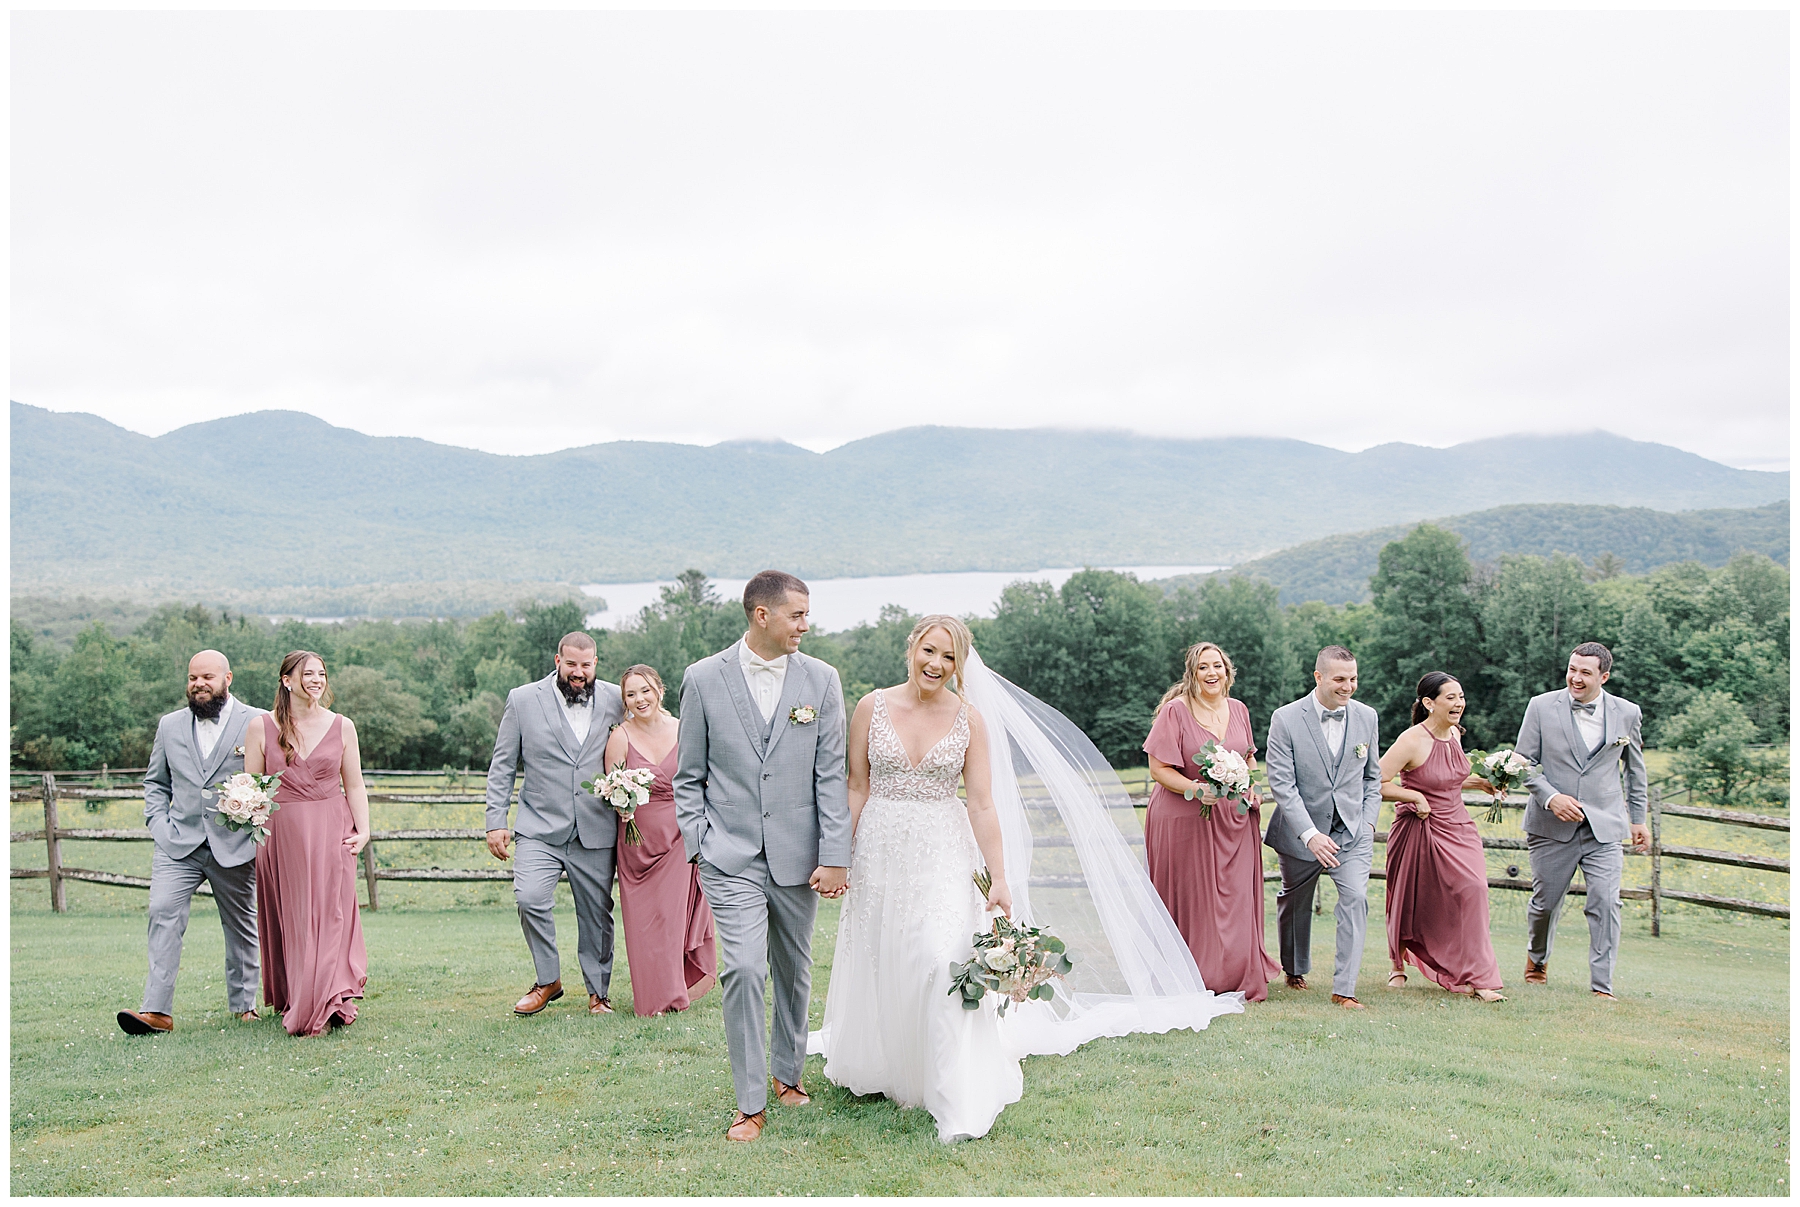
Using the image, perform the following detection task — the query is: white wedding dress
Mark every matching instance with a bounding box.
[809,654,1245,1143]
[809,690,1023,1142]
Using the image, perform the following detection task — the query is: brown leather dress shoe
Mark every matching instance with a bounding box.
[237,1010,259,1022]
[1331,994,1367,1010]
[118,1010,173,1035]
[589,994,614,1015]
[725,1110,767,1142]
[1284,974,1307,991]
[1592,990,1616,1001]
[772,1077,811,1107]
[1524,959,1548,985]
[514,980,564,1015]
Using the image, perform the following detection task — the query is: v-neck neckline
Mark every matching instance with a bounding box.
[878,689,963,771]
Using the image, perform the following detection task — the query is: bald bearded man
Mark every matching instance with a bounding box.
[119,651,267,1035]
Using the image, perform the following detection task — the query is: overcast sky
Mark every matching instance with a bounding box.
[12,11,1789,469]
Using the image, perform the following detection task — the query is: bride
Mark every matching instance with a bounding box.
[809,616,1243,1142]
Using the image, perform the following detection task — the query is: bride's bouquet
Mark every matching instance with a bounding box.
[583,763,653,844]
[1184,740,1254,819]
[946,869,1079,1017]
[1471,748,1535,824]
[211,772,281,844]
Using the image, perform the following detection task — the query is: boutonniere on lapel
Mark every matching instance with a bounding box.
[789,704,818,726]
[1354,743,1369,759]
[1611,736,1631,748]
[233,745,246,758]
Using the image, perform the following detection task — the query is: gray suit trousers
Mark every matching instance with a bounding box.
[513,835,617,997]
[143,844,259,1015]
[699,854,817,1115]
[1275,824,1374,998]
[1526,822,1624,994]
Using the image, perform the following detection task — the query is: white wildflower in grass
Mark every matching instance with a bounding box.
[1184,740,1254,819]
[211,772,281,844]
[583,763,656,844]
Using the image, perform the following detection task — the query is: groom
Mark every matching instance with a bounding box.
[1516,642,1649,999]
[674,570,851,1143]
[1263,646,1384,1010]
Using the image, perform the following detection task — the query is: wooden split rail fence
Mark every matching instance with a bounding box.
[11,770,1790,924]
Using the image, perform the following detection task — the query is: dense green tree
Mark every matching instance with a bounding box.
[330,664,438,767]
[1359,525,1491,745]
[444,692,506,769]
[804,605,920,711]
[1479,554,1594,740]
[1662,692,1780,807]
[600,572,745,712]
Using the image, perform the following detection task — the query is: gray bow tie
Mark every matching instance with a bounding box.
[1320,708,1347,723]
[1571,700,1598,715]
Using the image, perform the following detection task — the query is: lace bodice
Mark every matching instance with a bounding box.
[867,691,969,802]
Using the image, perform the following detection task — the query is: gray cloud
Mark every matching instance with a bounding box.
[12,11,1788,467]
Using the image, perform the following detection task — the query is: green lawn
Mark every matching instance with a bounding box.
[11,874,1789,1196]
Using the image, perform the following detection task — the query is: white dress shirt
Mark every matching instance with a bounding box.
[1570,691,1606,754]
[1300,691,1350,847]
[559,687,594,747]
[194,695,235,761]
[739,639,789,724]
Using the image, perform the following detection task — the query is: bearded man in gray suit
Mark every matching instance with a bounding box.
[1263,646,1384,1009]
[1516,642,1649,999]
[485,631,625,1016]
[674,570,851,1143]
[119,650,264,1035]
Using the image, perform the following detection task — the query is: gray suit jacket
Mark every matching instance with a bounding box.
[1516,688,1648,845]
[1262,694,1383,863]
[143,697,264,868]
[485,674,625,849]
[673,642,852,887]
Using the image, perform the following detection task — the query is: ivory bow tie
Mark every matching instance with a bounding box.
[1571,700,1598,715]
[1320,708,1347,723]
[744,653,786,679]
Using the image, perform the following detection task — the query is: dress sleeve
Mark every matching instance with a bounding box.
[1143,700,1189,768]
[1234,698,1257,759]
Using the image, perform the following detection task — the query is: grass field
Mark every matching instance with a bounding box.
[11,865,1789,1197]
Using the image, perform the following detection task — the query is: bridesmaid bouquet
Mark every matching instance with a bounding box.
[946,869,1079,1017]
[1472,748,1536,824]
[1185,740,1254,819]
[583,763,654,844]
[211,772,281,844]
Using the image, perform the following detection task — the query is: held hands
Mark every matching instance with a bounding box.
[810,865,848,899]
[1547,794,1586,824]
[1306,831,1342,869]
[486,829,513,861]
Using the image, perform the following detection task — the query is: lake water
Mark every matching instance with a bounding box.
[581,565,1225,631]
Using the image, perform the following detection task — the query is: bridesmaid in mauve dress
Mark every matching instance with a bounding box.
[1143,642,1281,1002]
[1380,672,1504,1001]
[246,651,372,1036]
[603,665,717,1017]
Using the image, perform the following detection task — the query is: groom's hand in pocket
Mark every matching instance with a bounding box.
[810,865,848,898]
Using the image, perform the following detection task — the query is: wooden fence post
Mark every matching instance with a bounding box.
[42,773,65,913]
[362,842,380,911]
[1650,784,1662,938]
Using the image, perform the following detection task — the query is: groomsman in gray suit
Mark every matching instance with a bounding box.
[674,570,851,1143]
[485,631,625,1016]
[1263,646,1384,1009]
[119,650,264,1035]
[1516,642,1649,999]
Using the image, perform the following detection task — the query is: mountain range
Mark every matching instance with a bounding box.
[11,402,1789,614]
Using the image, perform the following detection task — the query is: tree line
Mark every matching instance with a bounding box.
[10,534,1788,797]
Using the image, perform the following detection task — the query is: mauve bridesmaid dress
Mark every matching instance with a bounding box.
[256,714,369,1036]
[1383,730,1502,992]
[1142,698,1281,1001]
[615,739,717,1016]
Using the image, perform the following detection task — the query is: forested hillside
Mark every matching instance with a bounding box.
[12,402,1787,613]
[1156,501,1790,604]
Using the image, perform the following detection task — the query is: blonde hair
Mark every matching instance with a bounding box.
[906,615,974,694]
[619,664,674,718]
[1158,641,1237,710]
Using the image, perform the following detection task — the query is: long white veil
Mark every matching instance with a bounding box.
[959,649,1244,1057]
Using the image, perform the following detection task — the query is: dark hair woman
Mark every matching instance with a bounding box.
[1376,673,1506,1002]
[244,650,371,1034]
[601,663,717,1016]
